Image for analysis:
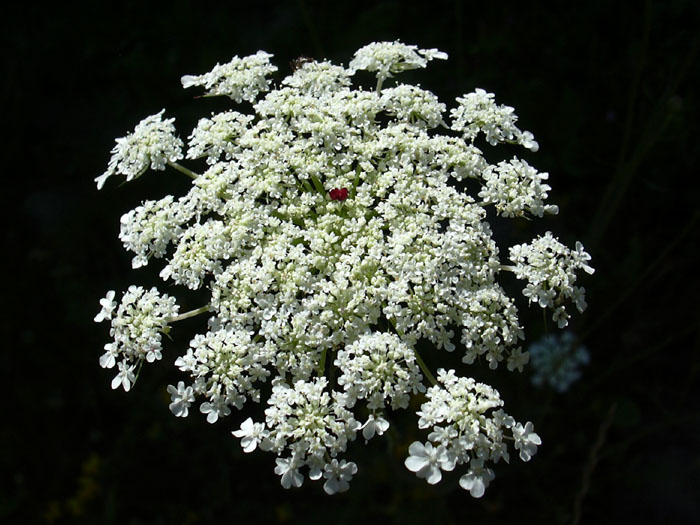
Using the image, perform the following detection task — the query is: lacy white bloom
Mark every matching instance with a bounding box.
[282,60,352,96]
[119,195,192,269]
[200,394,234,424]
[256,377,361,490]
[528,331,590,392]
[349,41,447,84]
[99,343,118,369]
[263,377,359,456]
[408,369,538,497]
[451,88,539,151]
[95,41,594,495]
[174,326,274,420]
[187,111,254,164]
[335,332,425,410]
[98,286,179,390]
[480,158,559,218]
[380,84,446,129]
[458,286,525,369]
[181,51,278,102]
[95,110,183,189]
[509,232,595,327]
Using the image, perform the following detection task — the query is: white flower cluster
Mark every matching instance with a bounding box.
[174,325,275,420]
[95,110,184,190]
[95,286,179,391]
[118,195,187,269]
[187,111,254,164]
[335,332,425,411]
[451,88,540,151]
[509,232,595,328]
[380,84,446,129]
[528,331,590,392]
[480,158,559,218]
[95,41,593,496]
[406,369,540,497]
[349,41,447,85]
[282,60,352,96]
[181,51,278,102]
[259,377,360,494]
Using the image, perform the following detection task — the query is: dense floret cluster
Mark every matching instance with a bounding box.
[95,41,593,495]
[95,110,184,190]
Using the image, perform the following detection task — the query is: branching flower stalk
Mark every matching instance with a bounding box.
[94,41,594,496]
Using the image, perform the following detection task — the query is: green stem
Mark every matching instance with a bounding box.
[376,77,384,92]
[386,316,438,386]
[413,346,438,387]
[310,174,325,194]
[318,347,327,377]
[301,179,314,193]
[166,305,210,323]
[167,161,199,180]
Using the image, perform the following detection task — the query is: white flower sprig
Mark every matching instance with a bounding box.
[95,110,184,190]
[349,41,447,90]
[96,286,179,391]
[508,232,595,328]
[95,41,593,496]
[181,51,278,102]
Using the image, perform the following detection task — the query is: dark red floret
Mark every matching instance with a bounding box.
[329,188,349,201]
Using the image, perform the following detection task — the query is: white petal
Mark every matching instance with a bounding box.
[323,478,340,495]
[425,466,442,485]
[405,456,429,473]
[407,441,426,456]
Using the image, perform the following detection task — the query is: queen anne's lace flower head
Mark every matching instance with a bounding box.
[282,60,352,95]
[335,332,425,411]
[408,368,541,496]
[95,286,179,391]
[480,158,559,218]
[509,232,595,328]
[451,88,539,151]
[181,51,278,102]
[349,41,447,85]
[95,42,594,496]
[187,111,254,164]
[95,110,183,190]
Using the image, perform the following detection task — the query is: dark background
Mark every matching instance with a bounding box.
[4,1,699,523]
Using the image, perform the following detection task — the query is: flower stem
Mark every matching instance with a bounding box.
[310,174,325,194]
[386,316,438,386]
[167,161,199,180]
[412,346,438,387]
[166,305,210,323]
[317,347,327,377]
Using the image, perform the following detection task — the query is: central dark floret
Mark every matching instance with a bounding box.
[329,188,349,201]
